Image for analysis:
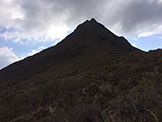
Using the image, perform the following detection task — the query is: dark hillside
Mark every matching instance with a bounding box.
[0,19,161,122]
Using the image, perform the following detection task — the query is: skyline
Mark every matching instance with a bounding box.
[0,0,162,69]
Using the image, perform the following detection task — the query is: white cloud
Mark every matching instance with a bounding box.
[27,46,45,56]
[158,0,162,3]
[0,0,70,44]
[138,32,155,38]
[0,47,19,69]
[138,25,162,38]
[19,46,46,60]
[132,43,137,47]
[0,0,23,28]
[0,0,162,69]
[47,24,70,41]
[0,0,162,44]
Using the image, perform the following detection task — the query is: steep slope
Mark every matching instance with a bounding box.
[2,19,161,122]
[0,18,138,81]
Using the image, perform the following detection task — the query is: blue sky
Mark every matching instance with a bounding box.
[128,35,162,51]
[0,0,162,69]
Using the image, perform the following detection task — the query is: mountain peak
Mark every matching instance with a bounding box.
[90,18,96,21]
[0,19,138,79]
[74,18,107,33]
[85,18,97,23]
[54,18,138,57]
[0,19,142,122]
[89,18,97,23]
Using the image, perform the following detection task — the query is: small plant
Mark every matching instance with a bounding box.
[144,109,158,122]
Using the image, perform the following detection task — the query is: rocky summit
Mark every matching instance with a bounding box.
[0,19,162,122]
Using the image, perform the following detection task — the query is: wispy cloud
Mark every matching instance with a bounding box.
[0,0,162,68]
[138,25,162,38]
[19,46,46,60]
[0,46,19,69]
[27,46,45,56]
[1,0,162,43]
[132,43,137,47]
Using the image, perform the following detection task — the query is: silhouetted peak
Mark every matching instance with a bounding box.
[74,18,108,34]
[64,18,137,52]
[90,18,97,22]
[83,18,97,23]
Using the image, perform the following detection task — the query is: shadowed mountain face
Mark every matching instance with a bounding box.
[0,19,138,81]
[1,19,162,122]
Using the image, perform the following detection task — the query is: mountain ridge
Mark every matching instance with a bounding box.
[0,19,139,81]
[2,19,162,122]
